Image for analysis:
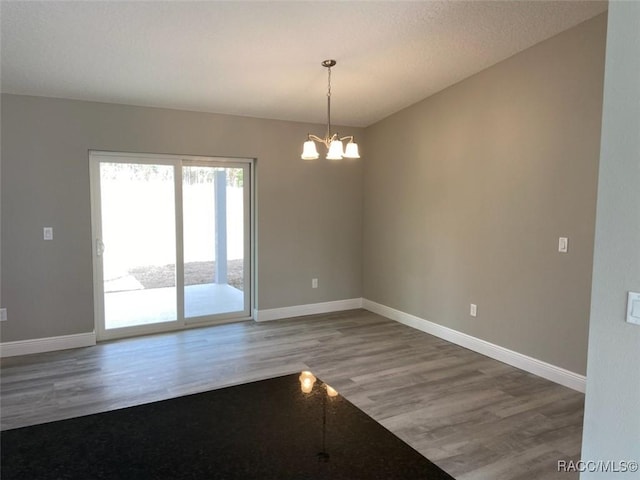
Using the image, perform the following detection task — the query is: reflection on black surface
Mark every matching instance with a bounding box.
[298,371,338,463]
[1,372,455,480]
[293,371,453,479]
[326,384,339,397]
[299,370,317,393]
[298,370,337,464]
[300,372,340,464]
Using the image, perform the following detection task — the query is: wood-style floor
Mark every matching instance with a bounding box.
[0,309,583,480]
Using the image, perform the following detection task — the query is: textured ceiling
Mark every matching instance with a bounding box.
[0,1,607,127]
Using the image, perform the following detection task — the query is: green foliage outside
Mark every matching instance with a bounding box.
[101,163,243,187]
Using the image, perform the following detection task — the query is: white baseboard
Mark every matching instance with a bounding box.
[0,332,96,358]
[255,298,363,322]
[362,299,586,393]
[0,300,586,393]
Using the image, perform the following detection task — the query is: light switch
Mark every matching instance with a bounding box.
[627,292,640,326]
[558,237,568,253]
[43,227,53,240]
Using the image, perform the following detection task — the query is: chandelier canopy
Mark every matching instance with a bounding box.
[301,60,360,161]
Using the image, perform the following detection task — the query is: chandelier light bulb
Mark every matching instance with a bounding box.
[344,141,360,159]
[327,139,344,160]
[302,140,320,160]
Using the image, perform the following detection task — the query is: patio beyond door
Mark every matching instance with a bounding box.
[90,152,252,340]
[182,164,248,319]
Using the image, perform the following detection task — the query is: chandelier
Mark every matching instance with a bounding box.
[301,60,360,160]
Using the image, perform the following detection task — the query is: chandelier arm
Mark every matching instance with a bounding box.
[339,135,355,142]
[307,134,334,149]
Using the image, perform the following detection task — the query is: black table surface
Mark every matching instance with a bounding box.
[1,373,454,479]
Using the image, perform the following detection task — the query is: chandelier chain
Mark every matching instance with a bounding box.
[326,65,332,140]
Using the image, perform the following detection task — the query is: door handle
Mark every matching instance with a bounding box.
[96,238,105,256]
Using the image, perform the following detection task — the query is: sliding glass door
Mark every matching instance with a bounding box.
[182,164,249,319]
[98,161,178,331]
[90,152,252,340]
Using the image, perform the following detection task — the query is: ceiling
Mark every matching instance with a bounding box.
[0,1,607,128]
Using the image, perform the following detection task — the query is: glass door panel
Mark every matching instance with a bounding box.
[183,165,247,318]
[100,162,178,330]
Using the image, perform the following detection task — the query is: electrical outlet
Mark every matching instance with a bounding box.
[43,227,53,241]
[0,308,7,322]
[312,278,318,289]
[470,304,477,317]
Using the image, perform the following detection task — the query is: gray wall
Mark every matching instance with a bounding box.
[581,2,640,475]
[0,96,363,342]
[0,14,612,381]
[362,14,607,375]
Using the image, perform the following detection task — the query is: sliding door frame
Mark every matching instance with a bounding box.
[89,151,255,341]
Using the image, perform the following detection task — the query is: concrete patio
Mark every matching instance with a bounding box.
[104,283,244,330]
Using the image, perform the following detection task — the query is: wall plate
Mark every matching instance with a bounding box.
[627,292,640,325]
